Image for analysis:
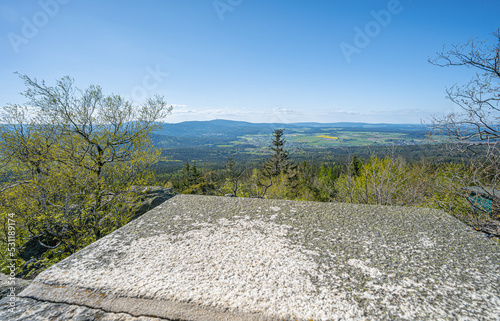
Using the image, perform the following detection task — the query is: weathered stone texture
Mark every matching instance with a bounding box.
[2,195,499,320]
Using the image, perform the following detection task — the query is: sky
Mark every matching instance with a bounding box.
[0,0,499,124]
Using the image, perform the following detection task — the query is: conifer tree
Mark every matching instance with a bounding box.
[256,129,298,198]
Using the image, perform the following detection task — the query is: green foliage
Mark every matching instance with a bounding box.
[0,74,171,277]
[263,129,289,176]
[350,154,362,176]
[335,156,422,206]
[252,129,300,198]
[178,160,212,194]
[424,163,492,223]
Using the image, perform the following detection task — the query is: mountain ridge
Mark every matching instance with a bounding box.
[155,119,427,138]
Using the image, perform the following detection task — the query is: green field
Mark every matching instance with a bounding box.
[237,130,423,148]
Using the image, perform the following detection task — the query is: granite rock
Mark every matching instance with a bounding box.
[3,195,500,320]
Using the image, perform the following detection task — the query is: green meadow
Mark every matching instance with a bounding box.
[235,130,421,148]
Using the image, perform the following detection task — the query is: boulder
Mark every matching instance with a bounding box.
[129,186,176,220]
[0,273,31,300]
[3,195,499,320]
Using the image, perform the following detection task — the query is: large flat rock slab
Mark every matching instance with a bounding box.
[3,195,500,320]
[0,296,165,321]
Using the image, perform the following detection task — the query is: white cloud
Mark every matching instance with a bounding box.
[165,105,298,122]
[272,107,297,115]
[315,108,436,123]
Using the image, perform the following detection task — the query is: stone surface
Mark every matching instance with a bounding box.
[0,273,31,300]
[0,296,165,321]
[2,195,499,320]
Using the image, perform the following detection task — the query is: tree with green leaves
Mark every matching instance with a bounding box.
[0,74,171,276]
[351,154,363,177]
[335,155,429,206]
[218,157,245,196]
[181,159,203,193]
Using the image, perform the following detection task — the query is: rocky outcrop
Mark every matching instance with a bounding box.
[2,195,500,320]
[0,274,31,300]
[0,296,165,321]
[129,186,176,220]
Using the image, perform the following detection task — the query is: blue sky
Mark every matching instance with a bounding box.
[1,0,499,123]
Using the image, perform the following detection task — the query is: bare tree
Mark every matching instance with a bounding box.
[429,28,499,141]
[429,28,500,227]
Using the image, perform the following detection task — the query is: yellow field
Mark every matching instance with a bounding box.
[317,135,338,139]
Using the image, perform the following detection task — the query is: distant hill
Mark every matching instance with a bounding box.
[154,119,272,138]
[154,119,427,138]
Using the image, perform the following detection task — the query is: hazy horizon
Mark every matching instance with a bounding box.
[159,118,426,125]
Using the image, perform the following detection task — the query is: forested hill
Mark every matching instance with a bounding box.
[154,119,427,138]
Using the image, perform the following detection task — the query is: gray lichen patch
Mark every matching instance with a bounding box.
[18,195,500,320]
